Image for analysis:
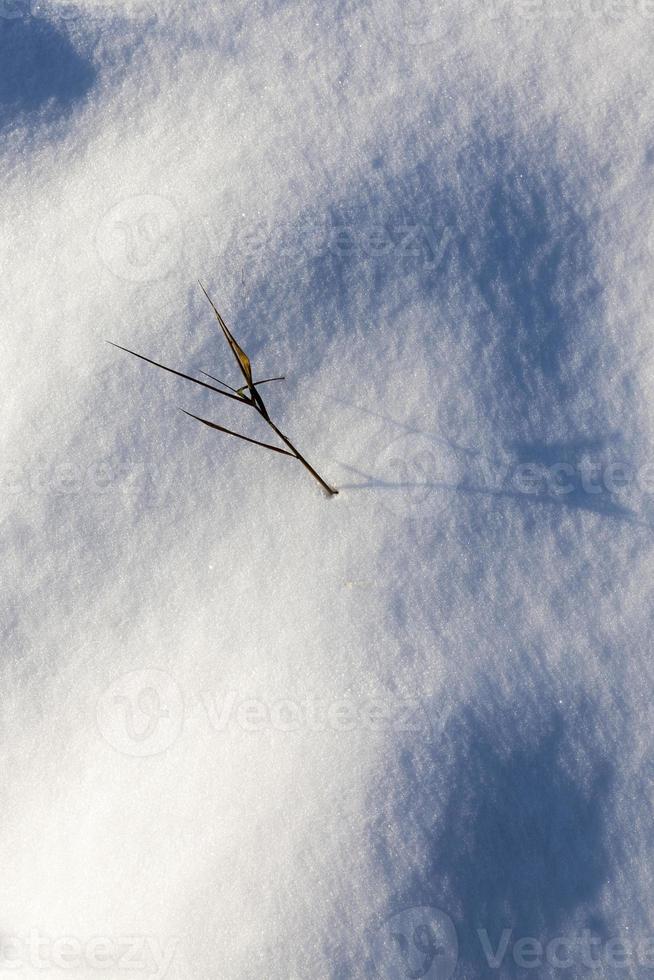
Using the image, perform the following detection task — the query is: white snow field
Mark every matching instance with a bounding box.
[2,0,654,976]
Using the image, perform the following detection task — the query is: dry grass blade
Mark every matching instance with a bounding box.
[249,376,285,387]
[110,285,339,496]
[199,371,284,393]
[198,281,253,383]
[198,371,241,394]
[107,342,246,404]
[180,410,295,457]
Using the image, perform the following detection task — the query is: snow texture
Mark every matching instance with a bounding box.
[2,0,654,977]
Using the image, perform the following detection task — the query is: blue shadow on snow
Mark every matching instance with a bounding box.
[0,16,95,130]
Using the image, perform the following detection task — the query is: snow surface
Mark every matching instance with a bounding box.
[2,0,654,976]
